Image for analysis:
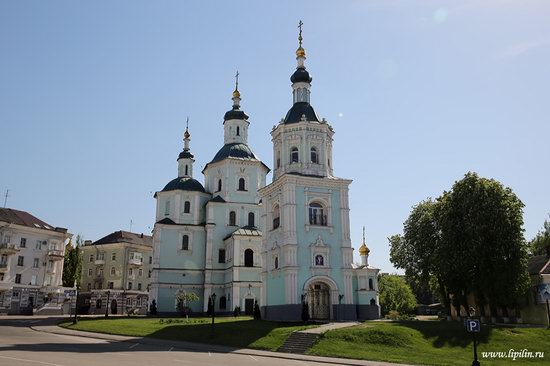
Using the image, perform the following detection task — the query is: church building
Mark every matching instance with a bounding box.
[150,24,380,320]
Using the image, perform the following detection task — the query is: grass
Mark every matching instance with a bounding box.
[59,316,316,351]
[307,320,550,366]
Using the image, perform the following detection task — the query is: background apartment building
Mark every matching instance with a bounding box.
[79,230,152,315]
[0,208,71,314]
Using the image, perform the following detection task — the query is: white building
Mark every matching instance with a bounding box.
[0,208,71,314]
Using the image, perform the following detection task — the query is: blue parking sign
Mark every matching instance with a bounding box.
[466,319,480,332]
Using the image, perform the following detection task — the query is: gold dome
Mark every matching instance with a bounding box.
[232,89,241,98]
[359,243,370,256]
[296,47,306,58]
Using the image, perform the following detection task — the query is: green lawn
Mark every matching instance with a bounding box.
[308,320,550,366]
[59,316,315,351]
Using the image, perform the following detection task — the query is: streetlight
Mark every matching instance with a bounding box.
[210,293,217,337]
[469,307,480,366]
[105,291,110,318]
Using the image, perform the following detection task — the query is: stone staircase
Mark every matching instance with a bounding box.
[277,332,320,354]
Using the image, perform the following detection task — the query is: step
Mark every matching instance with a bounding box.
[278,332,320,354]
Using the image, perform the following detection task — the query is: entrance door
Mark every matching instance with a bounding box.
[244,299,254,315]
[111,299,117,314]
[308,282,330,320]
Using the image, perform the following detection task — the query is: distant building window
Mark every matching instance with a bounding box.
[229,211,237,226]
[111,252,116,261]
[369,278,374,290]
[184,201,191,213]
[218,249,226,263]
[220,296,227,309]
[236,126,240,136]
[110,267,116,276]
[89,255,94,263]
[33,258,39,268]
[181,235,189,250]
[97,268,103,276]
[17,256,24,266]
[35,240,42,249]
[2,235,11,244]
[149,256,152,264]
[88,269,93,277]
[138,283,142,291]
[217,179,222,192]
[148,270,151,278]
[248,212,255,227]
[244,249,254,267]
[138,268,143,277]
[164,201,170,216]
[31,275,37,285]
[272,204,280,229]
[238,178,246,191]
[309,202,327,226]
[87,283,92,291]
[15,274,21,284]
[290,147,299,163]
[274,256,279,269]
[108,282,114,289]
[315,254,324,266]
[310,146,318,164]
[128,268,133,276]
[128,282,133,290]
[20,238,26,248]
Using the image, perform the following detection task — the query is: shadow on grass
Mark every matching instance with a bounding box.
[391,320,493,348]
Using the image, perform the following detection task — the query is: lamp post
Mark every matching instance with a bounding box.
[105,291,110,318]
[469,307,480,366]
[210,293,217,337]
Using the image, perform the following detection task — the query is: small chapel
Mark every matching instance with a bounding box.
[150,23,380,321]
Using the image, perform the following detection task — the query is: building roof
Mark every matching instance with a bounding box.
[91,230,152,247]
[160,177,206,194]
[224,226,262,240]
[207,195,226,204]
[284,102,320,124]
[290,67,312,83]
[527,254,550,275]
[224,107,249,121]
[203,143,270,172]
[0,207,67,233]
[177,150,194,160]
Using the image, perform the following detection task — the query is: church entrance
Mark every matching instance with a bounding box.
[307,282,331,320]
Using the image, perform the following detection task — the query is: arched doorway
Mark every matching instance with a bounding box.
[111,299,118,314]
[307,282,331,320]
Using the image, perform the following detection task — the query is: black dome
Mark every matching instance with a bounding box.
[210,143,259,164]
[224,107,249,121]
[290,67,312,83]
[177,151,194,160]
[161,177,206,193]
[284,102,320,124]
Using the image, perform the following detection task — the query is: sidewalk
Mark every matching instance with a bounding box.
[31,323,415,366]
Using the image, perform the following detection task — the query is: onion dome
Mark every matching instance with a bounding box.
[161,177,206,193]
[359,243,370,256]
[224,70,248,121]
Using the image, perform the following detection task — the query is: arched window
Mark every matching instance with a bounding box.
[315,254,324,266]
[244,249,254,267]
[290,147,299,163]
[369,278,374,290]
[229,211,236,226]
[309,202,326,226]
[310,146,318,164]
[220,296,227,309]
[236,126,240,136]
[181,235,189,250]
[248,212,255,227]
[185,165,188,176]
[272,204,280,229]
[184,201,191,214]
[238,178,246,191]
[274,256,279,269]
[217,179,222,192]
[276,151,281,168]
[370,298,376,306]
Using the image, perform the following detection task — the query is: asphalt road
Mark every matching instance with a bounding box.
[0,317,346,366]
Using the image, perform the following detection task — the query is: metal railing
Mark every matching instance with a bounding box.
[309,214,327,226]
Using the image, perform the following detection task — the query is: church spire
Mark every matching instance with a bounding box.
[290,20,312,104]
[359,226,370,266]
[178,117,195,178]
[232,70,241,108]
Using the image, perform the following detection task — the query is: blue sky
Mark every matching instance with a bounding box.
[1,1,549,272]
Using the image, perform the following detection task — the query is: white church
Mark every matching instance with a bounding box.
[150,25,380,321]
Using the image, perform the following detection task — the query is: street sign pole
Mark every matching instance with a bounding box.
[467,307,481,366]
[472,331,480,366]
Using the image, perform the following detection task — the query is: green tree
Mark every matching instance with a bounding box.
[378,274,416,315]
[62,235,83,287]
[175,291,199,318]
[529,216,550,256]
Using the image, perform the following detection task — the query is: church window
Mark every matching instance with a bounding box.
[369,278,374,290]
[219,296,227,309]
[370,298,376,306]
[314,254,324,266]
[290,147,299,163]
[217,179,222,192]
[218,249,225,263]
[272,204,280,229]
[185,165,188,176]
[164,201,170,216]
[310,146,318,164]
[244,249,254,267]
[181,235,189,251]
[236,126,240,136]
[274,256,279,269]
[238,178,246,191]
[229,211,237,226]
[276,151,281,168]
[309,202,326,226]
[184,201,191,214]
[248,212,255,227]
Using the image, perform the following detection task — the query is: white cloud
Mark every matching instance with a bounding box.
[498,37,550,59]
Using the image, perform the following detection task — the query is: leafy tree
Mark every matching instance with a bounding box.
[175,291,199,318]
[62,235,83,288]
[233,306,241,317]
[149,299,158,315]
[378,274,416,315]
[253,300,261,320]
[529,216,550,256]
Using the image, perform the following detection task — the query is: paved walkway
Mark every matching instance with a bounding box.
[26,318,414,366]
[300,321,360,334]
